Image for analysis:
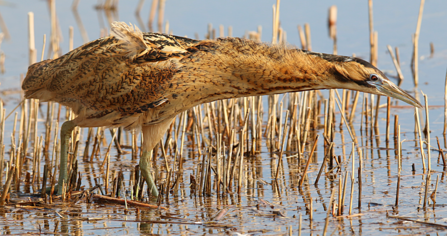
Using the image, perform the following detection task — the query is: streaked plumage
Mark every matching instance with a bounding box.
[22,22,421,197]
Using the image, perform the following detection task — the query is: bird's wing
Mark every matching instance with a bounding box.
[22,22,200,128]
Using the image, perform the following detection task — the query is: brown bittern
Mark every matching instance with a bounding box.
[22,22,421,197]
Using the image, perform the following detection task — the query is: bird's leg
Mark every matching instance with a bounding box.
[140,119,174,199]
[57,120,76,195]
[139,150,159,197]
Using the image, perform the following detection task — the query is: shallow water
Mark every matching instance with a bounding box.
[1,0,447,235]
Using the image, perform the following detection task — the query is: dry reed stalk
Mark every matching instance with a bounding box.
[238,130,245,193]
[334,90,355,141]
[393,114,399,140]
[270,97,278,149]
[369,94,374,135]
[386,97,391,142]
[31,135,38,187]
[0,166,15,206]
[135,0,145,14]
[28,12,36,65]
[223,100,231,139]
[328,5,337,54]
[341,171,348,215]
[90,128,100,162]
[436,137,446,168]
[41,164,48,198]
[323,189,336,236]
[286,102,297,151]
[297,25,306,50]
[198,147,206,194]
[395,175,401,207]
[225,129,235,190]
[338,173,343,216]
[250,98,256,154]
[34,137,43,188]
[18,102,25,164]
[298,213,302,236]
[23,102,33,164]
[165,21,170,35]
[416,110,426,171]
[148,0,158,32]
[157,0,165,33]
[179,111,188,170]
[444,69,447,134]
[0,52,4,74]
[300,108,311,152]
[429,42,434,58]
[349,92,359,123]
[205,104,215,143]
[348,144,355,215]
[341,90,346,127]
[32,100,39,152]
[373,31,378,66]
[309,196,313,221]
[274,111,289,180]
[82,128,93,161]
[387,45,404,84]
[299,135,319,187]
[412,0,425,86]
[374,95,380,129]
[314,142,334,185]
[212,28,218,40]
[280,110,289,153]
[0,133,3,186]
[326,91,334,139]
[304,23,312,51]
[219,25,224,38]
[68,26,74,51]
[423,94,431,172]
[49,0,59,59]
[50,123,59,193]
[357,144,363,212]
[423,173,430,209]
[298,92,307,130]
[0,12,10,40]
[44,103,54,153]
[41,34,46,61]
[432,175,439,206]
[398,125,402,172]
[278,28,284,45]
[271,0,280,44]
[206,148,212,196]
[368,0,374,64]
[215,134,221,194]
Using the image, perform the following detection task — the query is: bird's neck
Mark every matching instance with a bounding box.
[175,38,343,104]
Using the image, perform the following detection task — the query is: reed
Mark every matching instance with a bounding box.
[411,0,425,86]
[0,2,438,235]
[423,94,431,171]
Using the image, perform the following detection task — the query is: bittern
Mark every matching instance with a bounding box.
[22,22,421,197]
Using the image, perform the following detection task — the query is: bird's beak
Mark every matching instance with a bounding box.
[376,80,422,108]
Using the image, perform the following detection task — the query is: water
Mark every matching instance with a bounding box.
[0,0,447,235]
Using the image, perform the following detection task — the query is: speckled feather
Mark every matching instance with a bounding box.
[22,22,393,144]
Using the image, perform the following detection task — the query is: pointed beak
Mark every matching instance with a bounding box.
[376,80,422,108]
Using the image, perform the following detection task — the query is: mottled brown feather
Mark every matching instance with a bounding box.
[22,22,402,144]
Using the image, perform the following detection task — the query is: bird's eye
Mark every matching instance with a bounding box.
[370,74,379,81]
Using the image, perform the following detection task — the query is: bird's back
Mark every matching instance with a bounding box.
[22,22,199,129]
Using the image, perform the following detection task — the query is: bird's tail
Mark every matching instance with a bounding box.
[110,21,150,60]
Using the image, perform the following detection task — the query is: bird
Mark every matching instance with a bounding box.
[22,22,421,197]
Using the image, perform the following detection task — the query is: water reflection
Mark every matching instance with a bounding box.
[0,0,447,235]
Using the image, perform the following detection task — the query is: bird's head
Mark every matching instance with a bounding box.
[327,55,422,108]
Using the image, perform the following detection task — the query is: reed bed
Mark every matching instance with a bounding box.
[0,0,445,235]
